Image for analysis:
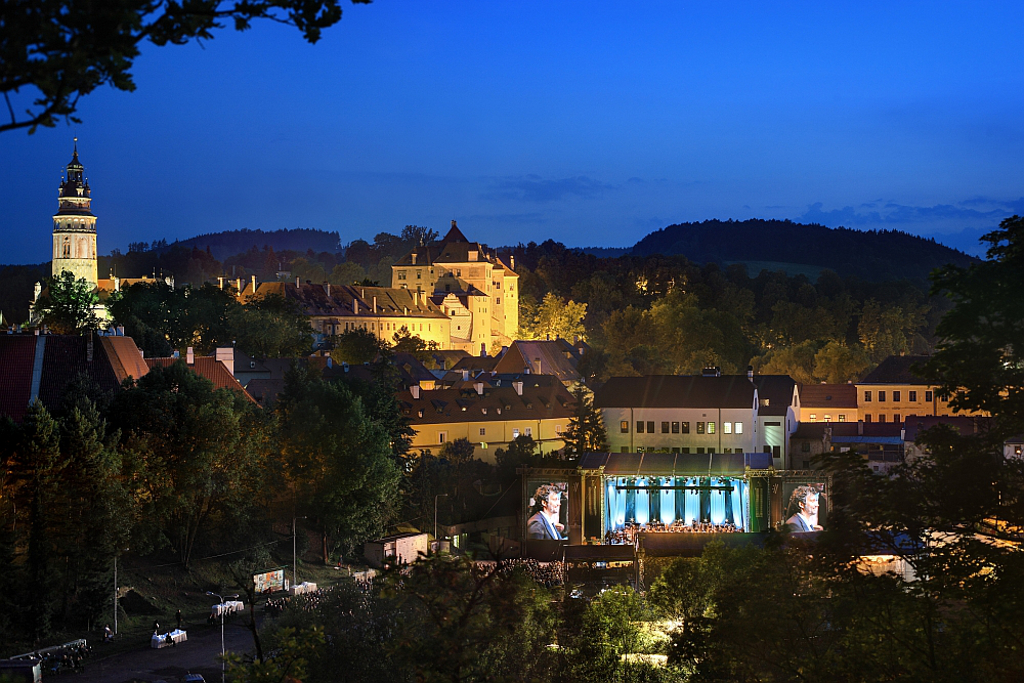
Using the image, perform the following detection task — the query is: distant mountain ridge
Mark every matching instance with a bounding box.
[629,219,978,281]
[168,228,341,261]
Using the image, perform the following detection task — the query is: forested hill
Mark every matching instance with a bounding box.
[167,228,341,261]
[630,219,978,281]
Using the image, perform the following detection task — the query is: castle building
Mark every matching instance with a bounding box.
[391,221,519,354]
[51,138,98,287]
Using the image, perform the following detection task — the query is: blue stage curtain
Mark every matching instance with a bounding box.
[649,478,661,524]
[635,478,650,525]
[723,478,734,525]
[700,478,712,523]
[625,479,636,524]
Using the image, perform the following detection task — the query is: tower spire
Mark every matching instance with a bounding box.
[51,140,97,287]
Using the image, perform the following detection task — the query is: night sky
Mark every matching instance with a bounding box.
[2,1,1023,264]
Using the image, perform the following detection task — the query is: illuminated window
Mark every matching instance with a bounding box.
[620,421,629,433]
[735,422,743,434]
[723,422,732,434]
[512,428,520,438]
[555,424,563,435]
[707,422,716,434]
[809,414,816,422]
[697,422,705,434]
[525,427,532,437]
[838,414,846,422]
[824,415,831,422]
[671,421,679,433]
[681,422,690,434]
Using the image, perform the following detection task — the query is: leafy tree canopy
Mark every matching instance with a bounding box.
[31,269,100,334]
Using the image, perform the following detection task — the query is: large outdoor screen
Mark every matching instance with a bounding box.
[782,482,828,532]
[525,479,568,541]
[253,569,285,594]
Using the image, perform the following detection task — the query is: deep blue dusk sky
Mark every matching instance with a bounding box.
[2,1,1023,264]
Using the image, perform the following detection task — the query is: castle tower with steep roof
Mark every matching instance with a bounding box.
[51,138,98,287]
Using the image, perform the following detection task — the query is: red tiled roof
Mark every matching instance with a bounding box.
[146,357,256,402]
[799,383,858,409]
[99,336,150,383]
[0,335,40,423]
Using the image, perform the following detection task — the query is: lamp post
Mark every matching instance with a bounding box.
[206,591,239,683]
[292,515,306,589]
[434,493,448,552]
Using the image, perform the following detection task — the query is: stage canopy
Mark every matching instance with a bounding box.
[578,451,773,477]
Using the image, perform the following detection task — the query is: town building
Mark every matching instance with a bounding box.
[855,355,987,423]
[797,383,859,424]
[237,280,452,351]
[391,221,519,353]
[397,376,575,462]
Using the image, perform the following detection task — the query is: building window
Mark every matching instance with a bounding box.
[838,414,846,422]
[496,297,501,304]
[479,428,486,436]
[620,421,629,433]
[681,422,690,434]
[909,390,917,402]
[879,391,887,402]
[735,422,743,434]
[878,415,886,423]
[697,447,705,454]
[647,421,654,433]
[925,390,933,402]
[864,390,872,402]
[723,422,732,434]
[416,270,422,279]
[636,421,645,433]
[661,421,669,433]
[525,427,532,437]
[555,424,563,435]
[824,414,831,422]
[397,271,407,280]
[512,428,520,438]
[681,447,690,454]
[894,413,901,424]
[865,414,872,422]
[809,414,816,422]
[707,422,716,434]
[697,422,705,434]
[893,390,901,402]
[671,421,679,434]
[438,432,447,443]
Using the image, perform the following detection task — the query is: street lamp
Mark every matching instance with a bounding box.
[293,515,307,589]
[434,493,448,552]
[206,591,239,683]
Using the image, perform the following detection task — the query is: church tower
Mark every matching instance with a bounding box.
[51,138,97,287]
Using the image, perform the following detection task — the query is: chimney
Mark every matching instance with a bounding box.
[513,381,523,396]
[296,276,300,287]
[373,296,377,313]
[215,347,234,376]
[236,278,242,292]
[354,299,359,314]
[474,382,484,395]
[218,276,224,290]
[186,346,194,365]
[747,365,754,381]
[462,369,469,381]
[326,283,331,297]
[251,274,257,293]
[411,385,420,399]
[510,255,515,271]
[411,253,417,265]
[533,357,542,374]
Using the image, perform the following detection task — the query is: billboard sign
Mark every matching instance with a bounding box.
[782,482,827,532]
[253,569,285,594]
[525,479,568,541]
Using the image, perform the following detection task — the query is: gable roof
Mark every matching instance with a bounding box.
[753,375,797,416]
[593,375,755,410]
[145,357,255,402]
[492,340,581,383]
[799,383,858,409]
[860,355,932,384]
[98,336,150,383]
[398,381,574,426]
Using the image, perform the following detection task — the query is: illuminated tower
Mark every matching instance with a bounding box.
[51,138,97,287]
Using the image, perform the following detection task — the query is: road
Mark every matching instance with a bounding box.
[75,619,254,683]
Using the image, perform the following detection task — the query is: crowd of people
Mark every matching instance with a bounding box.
[604,520,741,544]
[22,642,92,676]
[476,558,566,587]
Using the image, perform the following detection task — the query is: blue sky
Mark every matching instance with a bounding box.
[2,1,1023,264]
